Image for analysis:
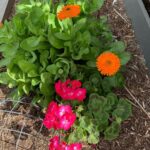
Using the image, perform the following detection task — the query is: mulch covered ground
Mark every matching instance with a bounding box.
[96,0,150,149]
[0,0,150,150]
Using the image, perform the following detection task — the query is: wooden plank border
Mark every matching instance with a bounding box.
[124,0,150,69]
[2,0,16,21]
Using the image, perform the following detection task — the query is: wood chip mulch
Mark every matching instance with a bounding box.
[96,0,150,150]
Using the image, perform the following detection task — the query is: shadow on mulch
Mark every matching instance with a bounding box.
[96,0,150,150]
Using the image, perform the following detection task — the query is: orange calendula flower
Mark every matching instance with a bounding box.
[96,52,121,76]
[57,5,81,20]
[0,22,3,28]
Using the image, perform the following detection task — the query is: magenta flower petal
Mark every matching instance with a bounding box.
[55,79,87,102]
[44,101,76,130]
[47,101,58,114]
[43,113,58,129]
[49,136,60,150]
[68,143,82,150]
[71,80,82,89]
[55,81,62,96]
[74,88,87,101]
[59,113,76,130]
[57,105,72,118]
[58,142,68,150]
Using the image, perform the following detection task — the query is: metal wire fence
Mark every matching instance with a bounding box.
[0,98,50,150]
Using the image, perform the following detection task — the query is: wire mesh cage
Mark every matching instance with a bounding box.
[0,97,50,150]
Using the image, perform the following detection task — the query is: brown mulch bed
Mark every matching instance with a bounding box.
[0,0,150,150]
[96,0,150,150]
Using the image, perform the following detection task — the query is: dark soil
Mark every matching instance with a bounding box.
[0,0,150,150]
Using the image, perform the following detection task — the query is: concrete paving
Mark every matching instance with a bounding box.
[0,0,9,21]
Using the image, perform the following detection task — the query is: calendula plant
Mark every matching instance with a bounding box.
[0,0,132,149]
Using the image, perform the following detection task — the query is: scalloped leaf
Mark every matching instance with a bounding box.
[112,98,132,121]
[104,121,120,140]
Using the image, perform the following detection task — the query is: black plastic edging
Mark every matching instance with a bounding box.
[2,0,15,21]
[124,0,150,70]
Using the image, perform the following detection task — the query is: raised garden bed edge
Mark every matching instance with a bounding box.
[125,0,150,69]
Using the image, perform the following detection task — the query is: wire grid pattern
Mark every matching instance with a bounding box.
[0,98,50,150]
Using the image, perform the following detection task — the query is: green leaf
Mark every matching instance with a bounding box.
[48,13,56,28]
[88,133,99,144]
[7,64,29,83]
[110,41,126,52]
[68,133,78,143]
[8,82,17,88]
[20,36,42,51]
[40,82,54,96]
[40,72,53,84]
[86,60,96,67]
[54,58,70,80]
[0,21,14,44]
[72,18,87,33]
[0,43,19,67]
[83,0,104,14]
[28,52,37,63]
[7,65,20,81]
[16,2,32,13]
[32,95,41,105]
[18,84,24,96]
[48,28,64,49]
[79,116,91,130]
[24,6,46,35]
[39,97,51,108]
[31,78,40,86]
[106,93,118,110]
[68,127,87,143]
[18,60,37,73]
[58,18,73,31]
[8,89,21,103]
[0,43,19,57]
[112,98,132,121]
[71,48,89,60]
[119,51,131,65]
[39,50,49,67]
[50,47,56,63]
[28,70,39,77]
[104,121,120,140]
[46,64,58,75]
[88,93,106,112]
[12,15,26,36]
[83,81,92,92]
[76,105,84,113]
[103,73,125,89]
[89,73,102,85]
[54,32,71,41]
[0,59,11,67]
[69,61,77,78]
[82,31,91,45]
[110,41,131,65]
[94,112,109,131]
[0,72,13,84]
[23,84,30,94]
